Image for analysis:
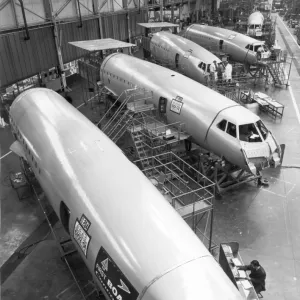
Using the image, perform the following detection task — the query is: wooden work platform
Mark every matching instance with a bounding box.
[69,38,135,52]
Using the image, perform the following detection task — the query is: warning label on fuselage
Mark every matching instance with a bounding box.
[170,98,183,114]
[94,247,139,300]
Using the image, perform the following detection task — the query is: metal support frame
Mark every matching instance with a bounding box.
[18,0,30,40]
[10,0,19,27]
[52,0,72,18]
[134,152,217,251]
[76,0,83,27]
[15,1,49,21]
[0,0,10,11]
[19,158,92,300]
[48,0,67,91]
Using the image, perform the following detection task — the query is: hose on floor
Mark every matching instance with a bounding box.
[17,231,51,258]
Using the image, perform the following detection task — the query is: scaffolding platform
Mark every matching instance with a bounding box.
[173,144,262,196]
[134,152,217,251]
[248,52,292,87]
[19,158,102,300]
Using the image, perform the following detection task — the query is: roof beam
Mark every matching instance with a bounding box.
[0,0,10,11]
[52,0,72,18]
[11,0,19,27]
[78,0,94,14]
[15,1,49,20]
[99,0,108,11]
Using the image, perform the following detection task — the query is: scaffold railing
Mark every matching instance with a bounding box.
[133,151,216,250]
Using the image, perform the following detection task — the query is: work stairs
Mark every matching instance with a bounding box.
[100,87,154,141]
[131,130,152,171]
[266,63,286,85]
[106,110,136,143]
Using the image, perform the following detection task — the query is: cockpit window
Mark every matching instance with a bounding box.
[254,45,264,52]
[207,64,211,73]
[217,119,227,131]
[226,122,237,138]
[198,62,206,71]
[256,120,268,140]
[245,44,254,51]
[239,123,262,142]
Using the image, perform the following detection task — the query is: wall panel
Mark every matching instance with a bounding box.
[130,10,147,38]
[0,26,57,88]
[59,18,100,63]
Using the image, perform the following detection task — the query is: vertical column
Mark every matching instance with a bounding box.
[160,0,163,22]
[171,0,174,23]
[11,0,19,27]
[92,0,103,39]
[46,0,67,90]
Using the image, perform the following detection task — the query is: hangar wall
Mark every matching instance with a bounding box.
[0,0,147,88]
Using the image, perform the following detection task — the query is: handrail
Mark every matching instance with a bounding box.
[102,88,146,133]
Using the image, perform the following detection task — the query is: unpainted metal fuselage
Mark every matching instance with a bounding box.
[181,24,271,64]
[9,88,243,300]
[150,31,221,84]
[101,53,282,174]
[248,12,265,37]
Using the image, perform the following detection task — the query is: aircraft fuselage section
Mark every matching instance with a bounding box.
[150,32,221,84]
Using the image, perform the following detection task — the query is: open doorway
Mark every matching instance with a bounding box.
[175,53,179,68]
[60,201,71,234]
[219,40,224,51]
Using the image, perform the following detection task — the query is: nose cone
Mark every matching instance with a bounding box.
[141,256,243,300]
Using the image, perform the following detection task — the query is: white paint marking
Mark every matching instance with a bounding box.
[286,185,296,196]
[260,187,286,198]
[270,176,294,185]
[278,17,300,50]
[76,93,100,109]
[288,85,300,125]
[0,150,12,160]
[276,18,300,124]
[286,127,295,134]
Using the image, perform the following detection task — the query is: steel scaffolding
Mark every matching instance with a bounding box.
[134,151,217,251]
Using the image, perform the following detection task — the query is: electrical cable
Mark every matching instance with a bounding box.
[17,231,51,258]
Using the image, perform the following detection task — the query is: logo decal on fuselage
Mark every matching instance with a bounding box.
[94,247,139,300]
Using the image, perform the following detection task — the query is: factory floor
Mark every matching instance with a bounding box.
[1,14,300,300]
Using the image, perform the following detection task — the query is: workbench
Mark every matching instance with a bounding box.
[9,172,31,201]
[240,90,284,120]
[219,242,260,299]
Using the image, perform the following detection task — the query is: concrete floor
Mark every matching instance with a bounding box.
[1,14,300,300]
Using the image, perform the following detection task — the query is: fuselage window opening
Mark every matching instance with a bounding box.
[239,123,262,142]
[60,201,71,235]
[207,64,211,73]
[226,122,237,138]
[256,120,268,140]
[217,119,227,131]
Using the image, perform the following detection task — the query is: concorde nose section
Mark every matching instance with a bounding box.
[141,257,242,300]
